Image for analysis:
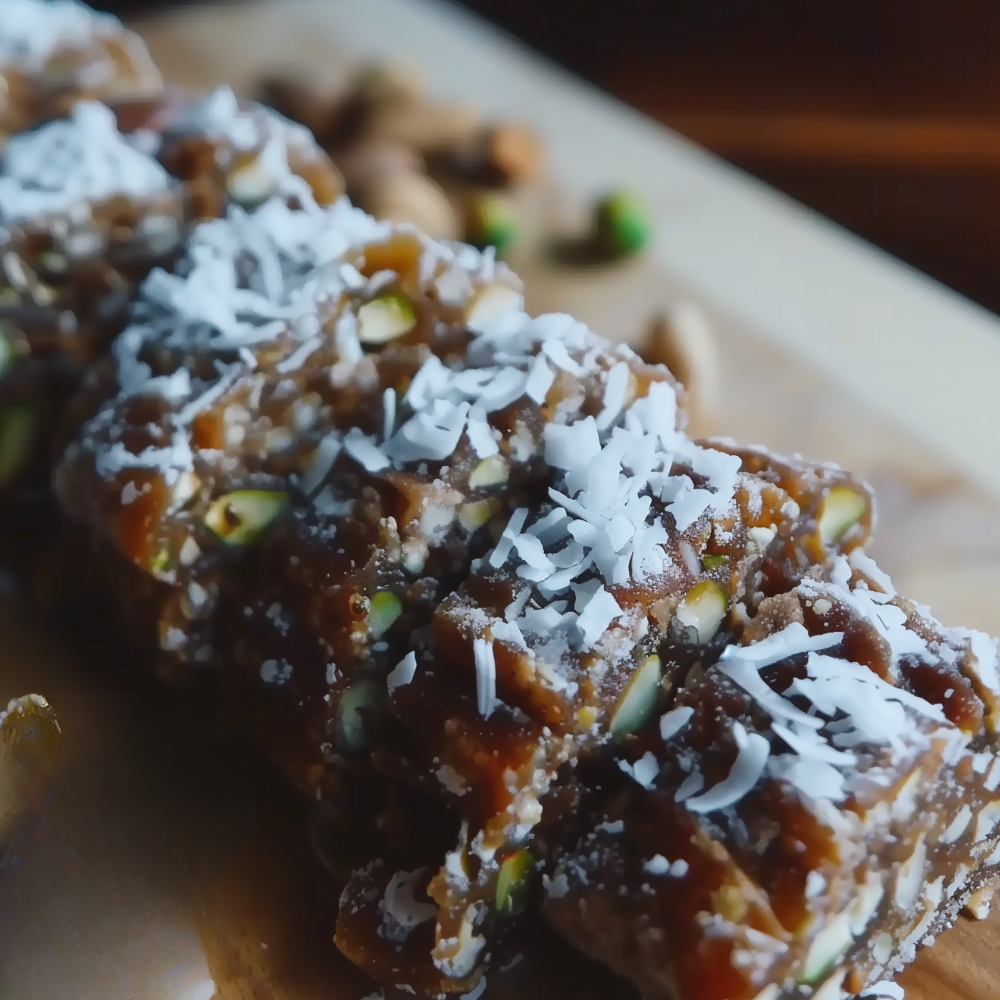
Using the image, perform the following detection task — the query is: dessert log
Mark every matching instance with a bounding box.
[0,2,993,997]
[49,187,1000,999]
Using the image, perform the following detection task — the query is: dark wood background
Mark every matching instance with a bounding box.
[105,0,1000,314]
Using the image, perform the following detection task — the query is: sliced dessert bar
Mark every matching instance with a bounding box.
[543,554,1000,1000]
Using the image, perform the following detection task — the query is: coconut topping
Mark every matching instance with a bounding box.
[0,101,171,221]
[380,868,437,943]
[160,85,321,197]
[0,0,130,69]
[682,569,957,814]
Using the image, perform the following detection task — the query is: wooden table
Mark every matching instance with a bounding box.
[2,1,999,997]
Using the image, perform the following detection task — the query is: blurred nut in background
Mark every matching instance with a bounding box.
[642,301,720,436]
[259,73,344,144]
[434,123,543,187]
[366,102,480,155]
[358,171,458,240]
[337,139,424,201]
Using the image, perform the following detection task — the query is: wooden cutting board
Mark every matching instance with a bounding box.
[1,2,998,998]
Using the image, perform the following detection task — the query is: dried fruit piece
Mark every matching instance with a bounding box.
[610,654,662,739]
[495,848,534,915]
[356,291,417,345]
[595,190,650,257]
[204,490,289,547]
[818,486,867,546]
[0,403,37,487]
[675,580,728,644]
[368,590,402,638]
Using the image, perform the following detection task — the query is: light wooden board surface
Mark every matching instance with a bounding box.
[1,1,999,998]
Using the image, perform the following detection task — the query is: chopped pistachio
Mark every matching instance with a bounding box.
[459,499,494,531]
[0,404,37,487]
[818,487,867,546]
[595,190,651,257]
[151,546,171,579]
[675,580,728,644]
[701,553,729,572]
[610,654,662,739]
[178,536,202,566]
[368,590,402,638]
[495,848,534,915]
[466,192,518,256]
[0,325,14,376]
[356,290,417,344]
[170,469,201,509]
[463,282,522,330]
[226,156,278,205]
[800,912,853,985]
[337,677,385,751]
[31,282,55,306]
[36,251,67,276]
[468,454,508,489]
[204,490,288,546]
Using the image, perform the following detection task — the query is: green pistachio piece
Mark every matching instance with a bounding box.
[818,487,867,546]
[151,546,171,578]
[463,282,522,330]
[468,454,508,489]
[356,291,417,345]
[226,156,278,206]
[36,251,67,276]
[675,580,728,644]
[368,590,402,638]
[701,553,729,572]
[495,848,534,916]
[0,325,15,376]
[0,404,37,487]
[458,499,494,531]
[610,654,662,739]
[467,193,519,256]
[337,677,386,751]
[799,912,853,985]
[595,190,651,257]
[203,490,288,546]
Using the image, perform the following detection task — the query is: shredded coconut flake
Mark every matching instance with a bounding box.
[474,638,497,718]
[387,651,417,695]
[685,722,769,813]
